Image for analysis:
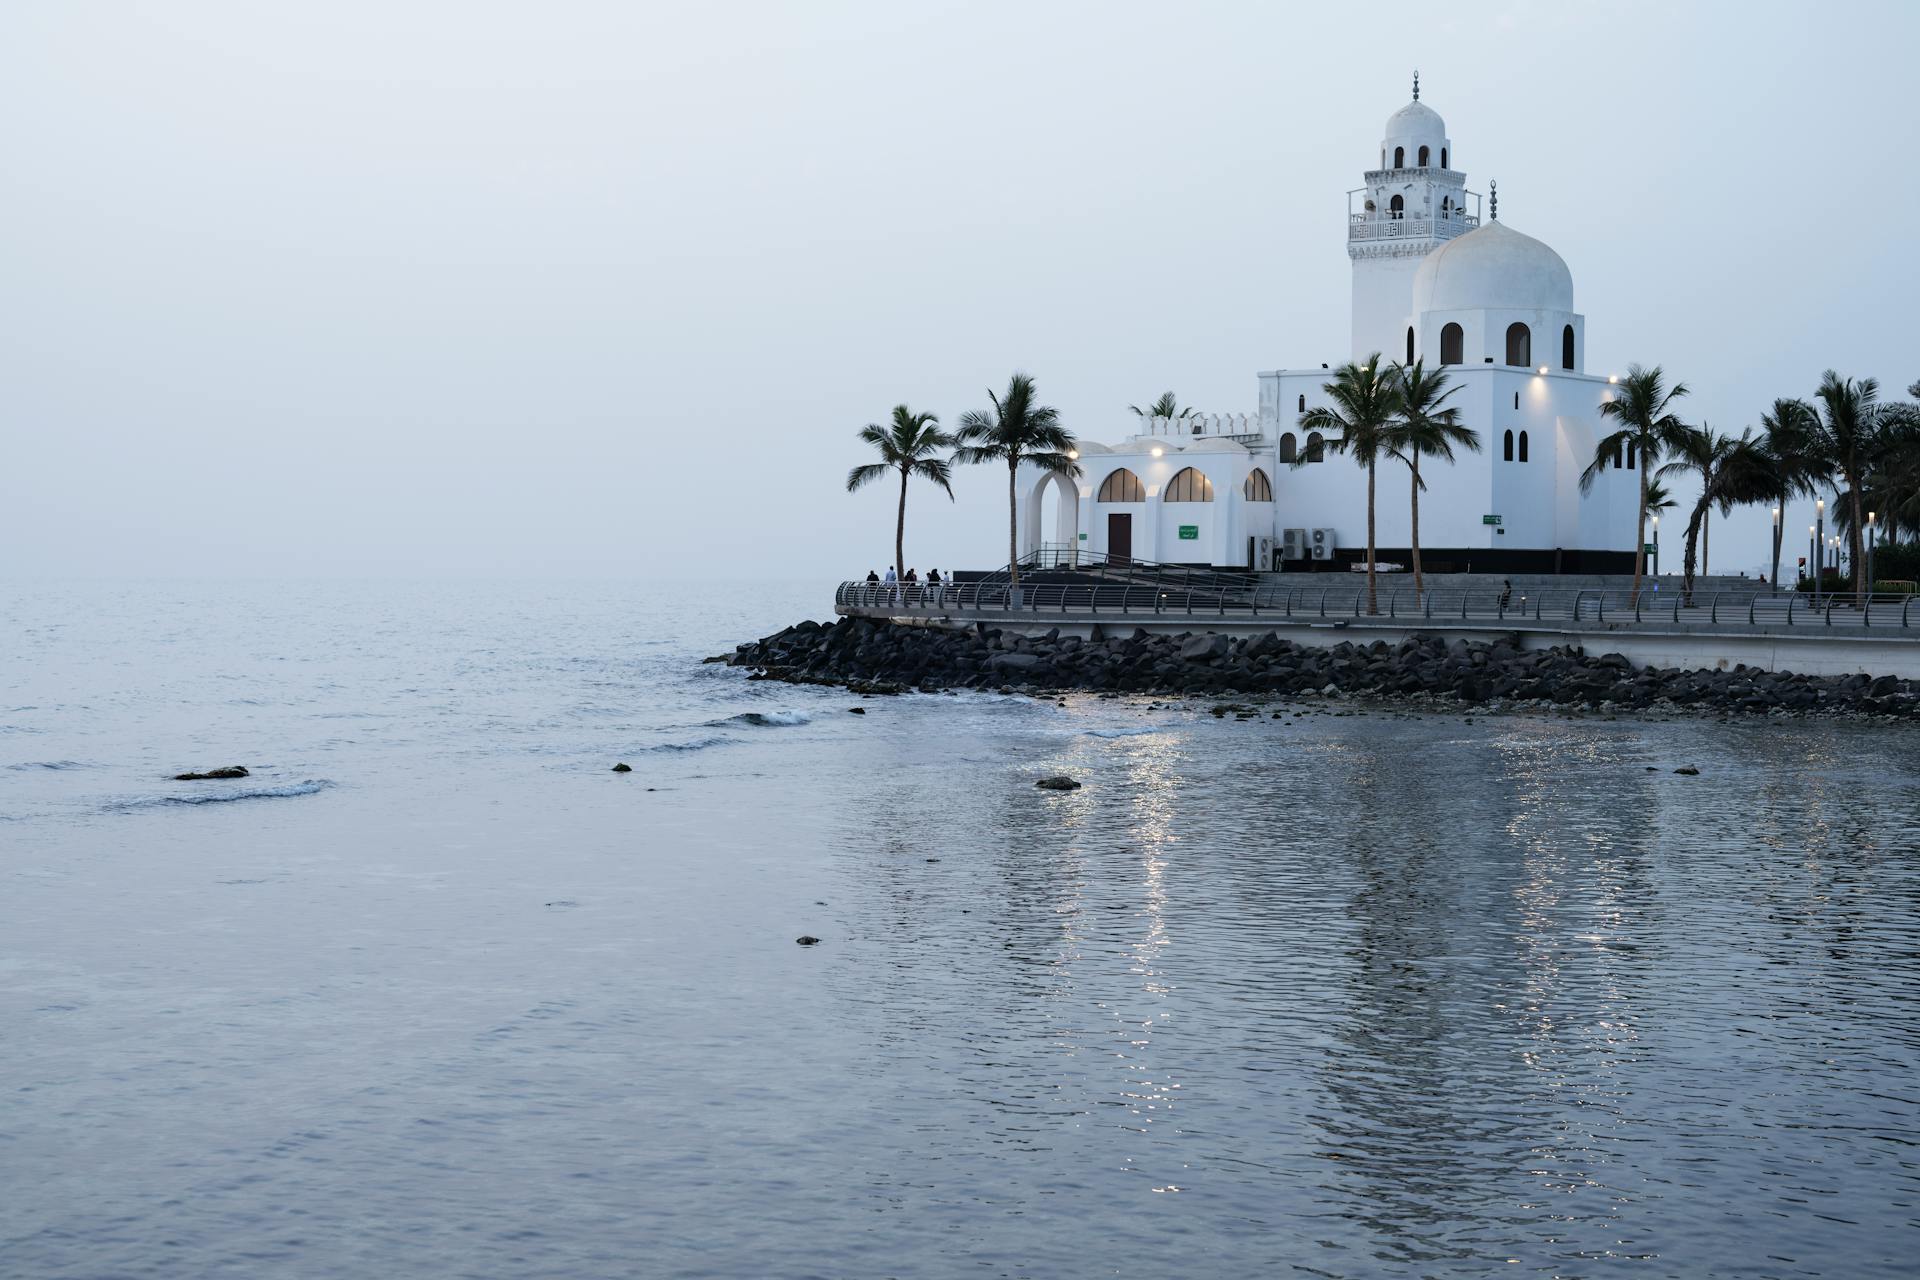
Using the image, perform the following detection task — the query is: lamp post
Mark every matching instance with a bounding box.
[1868,510,1878,593]
[1815,498,1826,607]
[1651,514,1660,577]
[1770,505,1782,590]
[1808,525,1817,601]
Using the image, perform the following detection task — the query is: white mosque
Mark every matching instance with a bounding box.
[1017,77,1643,575]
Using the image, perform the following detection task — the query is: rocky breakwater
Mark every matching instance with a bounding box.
[720,618,1920,718]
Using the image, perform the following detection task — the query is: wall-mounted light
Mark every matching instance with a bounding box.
[1608,375,1619,384]
[1066,450,1079,460]
[1150,446,1164,457]
[1537,366,1548,375]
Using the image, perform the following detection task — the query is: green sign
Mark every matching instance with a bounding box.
[1178,525,1199,540]
[1077,532,1087,541]
[1645,543,1657,554]
[1482,513,1502,526]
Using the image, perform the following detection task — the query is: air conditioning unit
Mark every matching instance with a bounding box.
[1255,536,1275,571]
[1282,528,1310,560]
[1310,528,1337,561]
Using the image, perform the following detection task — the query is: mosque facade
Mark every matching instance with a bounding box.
[1017,78,1642,574]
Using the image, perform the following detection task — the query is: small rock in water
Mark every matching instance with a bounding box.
[1674,765,1700,775]
[1034,776,1081,791]
[847,707,866,715]
[173,766,249,781]
[611,762,633,773]
[795,935,822,946]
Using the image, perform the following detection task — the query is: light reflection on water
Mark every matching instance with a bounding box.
[829,704,1920,1277]
[2,581,1917,1278]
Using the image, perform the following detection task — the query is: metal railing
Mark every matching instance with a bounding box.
[837,572,1920,634]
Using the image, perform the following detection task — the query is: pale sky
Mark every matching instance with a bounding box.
[5,1,1914,580]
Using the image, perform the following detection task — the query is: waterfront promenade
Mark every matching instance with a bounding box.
[834,562,1920,679]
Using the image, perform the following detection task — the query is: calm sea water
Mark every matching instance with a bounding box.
[4,580,1918,1279]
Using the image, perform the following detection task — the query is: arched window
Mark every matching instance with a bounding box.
[1305,431,1326,463]
[1406,326,1415,363]
[1417,145,1430,166]
[1440,322,1463,365]
[1244,469,1273,502]
[1513,391,1519,410]
[1279,432,1297,463]
[1393,146,1405,167]
[1440,147,1448,168]
[1503,429,1514,462]
[1096,468,1144,502]
[1297,393,1305,412]
[1505,322,1531,366]
[1163,467,1214,502]
[1562,324,1575,370]
[1441,195,1452,218]
[1518,430,1529,463]
[1625,442,1637,470]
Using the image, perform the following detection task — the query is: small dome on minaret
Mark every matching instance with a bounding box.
[1380,72,1451,170]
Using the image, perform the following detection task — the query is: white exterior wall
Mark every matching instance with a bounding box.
[1350,250,1429,362]
[1249,367,1638,561]
[1023,446,1270,567]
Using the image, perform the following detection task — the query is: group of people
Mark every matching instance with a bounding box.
[864,567,945,586]
[863,566,947,604]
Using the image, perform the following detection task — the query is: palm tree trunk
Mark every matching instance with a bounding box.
[1409,451,1423,602]
[1365,459,1377,616]
[1682,499,1706,605]
[895,466,909,584]
[1847,477,1866,604]
[1007,461,1020,590]
[1770,515,1783,590]
[1631,453,1648,606]
[1701,508,1710,580]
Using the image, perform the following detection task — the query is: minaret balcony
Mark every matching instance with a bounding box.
[1348,212,1479,243]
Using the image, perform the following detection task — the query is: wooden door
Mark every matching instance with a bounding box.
[1107,513,1132,562]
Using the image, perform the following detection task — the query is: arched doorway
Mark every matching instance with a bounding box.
[1023,469,1080,564]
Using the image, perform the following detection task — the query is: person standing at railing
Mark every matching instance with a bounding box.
[883,565,898,606]
[866,569,879,583]
[926,568,942,606]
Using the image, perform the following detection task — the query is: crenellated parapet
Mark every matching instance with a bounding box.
[1133,412,1263,440]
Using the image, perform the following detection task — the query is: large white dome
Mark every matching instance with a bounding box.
[1410,220,1574,315]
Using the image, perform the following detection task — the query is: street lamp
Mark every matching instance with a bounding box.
[1868,510,1878,591]
[1651,513,1660,576]
[1815,498,1826,606]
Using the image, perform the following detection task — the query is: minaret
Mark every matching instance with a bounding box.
[1347,76,1475,361]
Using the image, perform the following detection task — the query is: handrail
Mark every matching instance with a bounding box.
[830,580,1920,636]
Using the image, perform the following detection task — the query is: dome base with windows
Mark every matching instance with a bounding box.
[1016,78,1641,574]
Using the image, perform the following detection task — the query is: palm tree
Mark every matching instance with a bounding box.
[1129,392,1191,422]
[1579,364,1691,605]
[1643,477,1678,520]
[1384,360,1478,602]
[845,405,956,582]
[1808,371,1913,604]
[1664,427,1775,601]
[954,373,1079,590]
[1296,355,1400,614]
[1657,424,1736,598]
[1751,398,1824,587]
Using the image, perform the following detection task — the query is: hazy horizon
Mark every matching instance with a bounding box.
[6,1,1915,581]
